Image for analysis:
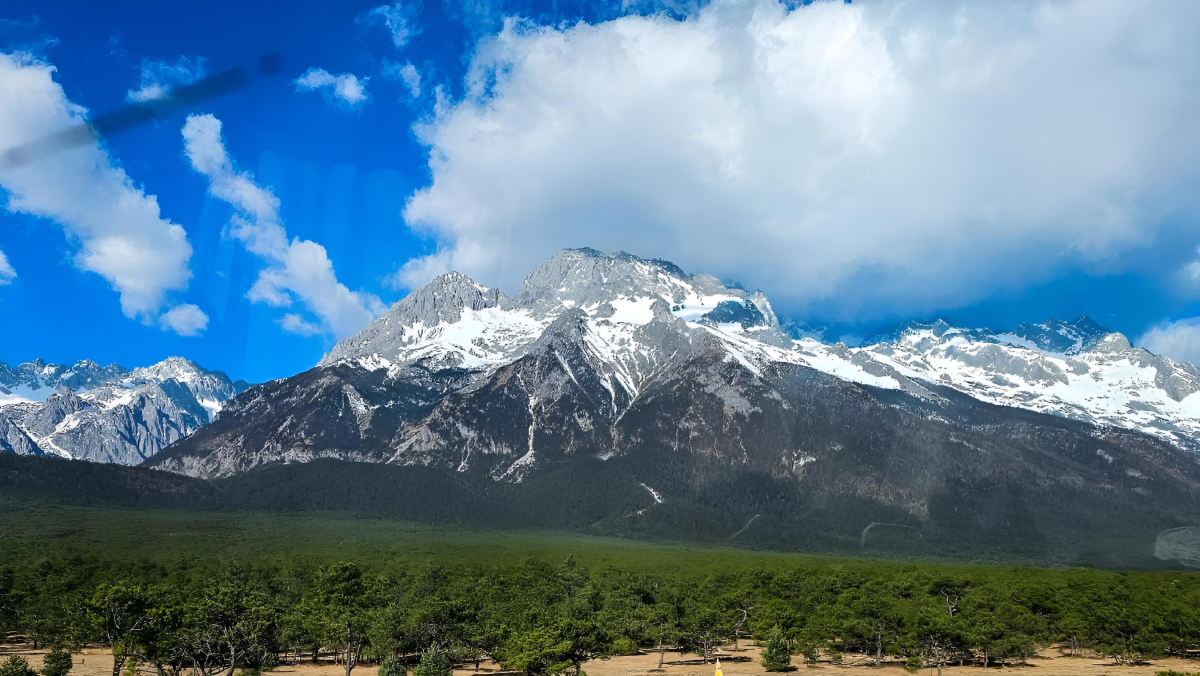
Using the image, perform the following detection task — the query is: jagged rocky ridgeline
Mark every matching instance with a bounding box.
[0,357,247,464]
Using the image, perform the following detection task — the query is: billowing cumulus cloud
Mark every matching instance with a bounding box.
[399,0,1200,321]
[0,51,196,324]
[159,303,209,336]
[1140,318,1200,366]
[0,249,15,285]
[126,55,206,103]
[294,67,370,108]
[181,113,385,338]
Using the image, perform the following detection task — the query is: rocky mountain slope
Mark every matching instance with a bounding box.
[146,249,1200,565]
[0,357,246,464]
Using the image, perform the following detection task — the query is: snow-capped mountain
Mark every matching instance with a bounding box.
[0,358,129,404]
[0,357,247,464]
[149,249,1200,566]
[321,249,783,398]
[153,248,1200,474]
[317,249,1200,452]
[129,248,1200,566]
[146,249,1200,565]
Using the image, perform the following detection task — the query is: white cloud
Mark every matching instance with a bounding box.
[279,313,323,337]
[294,67,370,108]
[1140,318,1200,366]
[159,303,209,336]
[0,51,194,322]
[181,113,385,338]
[383,60,422,97]
[126,55,206,103]
[361,2,423,49]
[399,0,1200,321]
[0,249,15,285]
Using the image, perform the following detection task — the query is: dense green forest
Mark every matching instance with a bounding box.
[3,552,1200,676]
[3,455,1199,676]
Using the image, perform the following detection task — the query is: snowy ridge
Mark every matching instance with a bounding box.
[824,322,1200,447]
[0,357,246,463]
[324,250,1200,450]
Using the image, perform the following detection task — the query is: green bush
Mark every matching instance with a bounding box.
[904,656,922,673]
[0,657,36,676]
[379,654,404,676]
[40,650,72,676]
[761,626,792,672]
[415,646,453,676]
[610,637,640,656]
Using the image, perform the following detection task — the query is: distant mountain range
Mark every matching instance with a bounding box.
[5,248,1200,567]
[0,357,246,464]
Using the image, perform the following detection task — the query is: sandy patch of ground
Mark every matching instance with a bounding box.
[3,643,1197,676]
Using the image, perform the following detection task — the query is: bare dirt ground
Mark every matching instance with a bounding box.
[3,643,1198,676]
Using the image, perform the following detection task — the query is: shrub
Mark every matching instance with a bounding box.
[794,639,819,666]
[761,626,792,672]
[904,656,922,674]
[41,650,72,676]
[379,654,404,676]
[0,657,36,676]
[415,646,453,676]
[611,638,640,656]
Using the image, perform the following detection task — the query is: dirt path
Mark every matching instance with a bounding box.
[3,644,1197,676]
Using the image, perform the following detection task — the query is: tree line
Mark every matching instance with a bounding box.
[2,556,1199,676]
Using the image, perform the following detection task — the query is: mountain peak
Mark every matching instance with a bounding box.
[321,270,509,367]
[387,270,504,323]
[513,248,733,312]
[1006,316,1112,355]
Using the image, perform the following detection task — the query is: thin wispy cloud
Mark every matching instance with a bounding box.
[0,249,15,285]
[359,1,423,49]
[0,51,202,335]
[382,59,421,97]
[181,113,385,338]
[126,55,206,103]
[0,16,59,56]
[294,67,370,108]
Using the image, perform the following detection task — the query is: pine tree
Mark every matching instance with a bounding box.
[41,649,72,676]
[0,657,36,676]
[761,627,791,672]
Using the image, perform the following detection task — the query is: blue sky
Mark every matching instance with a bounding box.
[2,0,1200,382]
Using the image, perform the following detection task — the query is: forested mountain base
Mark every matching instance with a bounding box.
[2,453,1196,570]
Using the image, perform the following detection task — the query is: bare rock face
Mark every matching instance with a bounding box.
[0,357,245,464]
